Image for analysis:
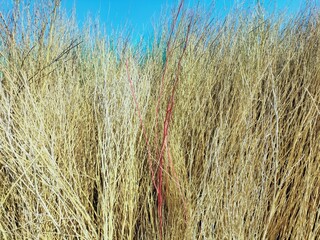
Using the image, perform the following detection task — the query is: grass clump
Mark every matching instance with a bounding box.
[0,0,320,239]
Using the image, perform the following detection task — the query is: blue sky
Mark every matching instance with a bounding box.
[1,0,318,37]
[60,0,314,36]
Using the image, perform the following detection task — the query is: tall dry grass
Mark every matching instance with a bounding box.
[0,0,319,239]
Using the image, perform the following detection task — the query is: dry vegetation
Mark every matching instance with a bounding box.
[0,0,320,239]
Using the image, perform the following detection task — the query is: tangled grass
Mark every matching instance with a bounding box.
[0,1,319,239]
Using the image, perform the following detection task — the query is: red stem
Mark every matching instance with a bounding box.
[126,1,192,239]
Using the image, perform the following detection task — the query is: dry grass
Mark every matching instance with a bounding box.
[0,1,320,239]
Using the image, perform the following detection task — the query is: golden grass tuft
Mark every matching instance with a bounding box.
[0,1,320,239]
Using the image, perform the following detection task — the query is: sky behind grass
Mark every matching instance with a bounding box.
[1,0,318,39]
[60,0,315,35]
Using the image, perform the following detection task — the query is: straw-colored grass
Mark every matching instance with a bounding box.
[0,1,319,239]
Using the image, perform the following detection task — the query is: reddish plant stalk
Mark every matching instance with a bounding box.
[156,10,193,230]
[154,0,184,159]
[126,1,193,239]
[154,2,185,238]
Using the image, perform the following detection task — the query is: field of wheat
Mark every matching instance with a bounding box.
[0,1,319,239]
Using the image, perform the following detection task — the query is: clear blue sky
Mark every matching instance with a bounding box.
[60,0,316,36]
[1,0,318,37]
